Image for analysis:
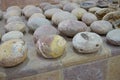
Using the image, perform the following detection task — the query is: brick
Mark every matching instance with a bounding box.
[106,55,120,80]
[63,59,108,80]
[60,41,111,67]
[14,70,62,80]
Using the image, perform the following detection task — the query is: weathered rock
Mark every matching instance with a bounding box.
[27,17,51,31]
[80,1,96,9]
[44,8,63,19]
[89,7,102,14]
[36,35,67,58]
[5,21,26,32]
[52,11,77,25]
[58,20,88,37]
[0,39,27,67]
[97,1,108,8]
[72,32,103,53]
[43,4,61,11]
[82,12,97,25]
[7,6,21,12]
[1,31,24,42]
[95,8,115,19]
[7,16,23,23]
[90,20,113,34]
[39,2,51,9]
[22,5,36,14]
[23,6,43,18]
[103,11,120,28]
[33,25,59,42]
[4,10,21,19]
[63,3,80,12]
[72,8,87,20]
[106,29,120,46]
[30,13,46,19]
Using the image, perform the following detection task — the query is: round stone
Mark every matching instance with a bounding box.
[39,2,51,9]
[0,39,27,67]
[72,8,87,20]
[97,1,108,8]
[89,7,102,13]
[90,20,113,34]
[7,16,23,23]
[106,29,120,46]
[36,35,67,58]
[2,31,24,42]
[5,21,26,32]
[27,17,51,31]
[33,25,59,42]
[30,13,45,19]
[22,5,36,14]
[44,8,63,19]
[7,6,21,12]
[63,3,80,12]
[58,20,88,37]
[72,32,103,53]
[82,12,97,25]
[52,11,77,25]
[43,4,61,11]
[80,1,96,9]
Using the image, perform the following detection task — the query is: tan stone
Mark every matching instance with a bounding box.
[0,72,6,80]
[14,70,62,80]
[106,55,120,80]
[61,41,111,67]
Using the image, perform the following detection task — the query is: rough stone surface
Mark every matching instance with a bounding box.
[52,11,77,25]
[27,17,51,31]
[7,16,23,23]
[72,32,103,54]
[82,12,97,25]
[43,4,61,11]
[1,31,24,42]
[72,8,87,20]
[5,21,26,32]
[7,6,21,12]
[33,25,59,42]
[58,20,88,37]
[63,2,80,12]
[36,35,67,59]
[89,7,102,13]
[106,29,120,46]
[30,13,45,19]
[0,39,27,67]
[44,8,63,19]
[90,20,113,34]
[63,59,108,80]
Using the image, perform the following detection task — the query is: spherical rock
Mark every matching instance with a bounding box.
[72,32,103,53]
[44,8,63,19]
[58,20,88,37]
[0,39,27,67]
[90,20,113,34]
[43,4,61,11]
[4,10,21,19]
[30,13,45,19]
[106,29,120,46]
[5,21,26,32]
[23,7,43,18]
[33,25,59,42]
[36,35,67,58]
[7,6,21,12]
[2,31,24,42]
[27,17,51,31]
[63,3,80,12]
[7,16,23,23]
[39,2,51,9]
[22,5,36,14]
[82,12,97,25]
[52,11,77,25]
[97,1,108,8]
[89,7,102,13]
[71,8,87,20]
[80,1,96,9]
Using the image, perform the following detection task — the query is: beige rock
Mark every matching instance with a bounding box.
[44,8,63,19]
[89,7,102,13]
[52,11,77,25]
[7,6,21,12]
[5,21,26,32]
[82,12,97,25]
[0,39,27,67]
[2,31,24,42]
[36,35,67,58]
[72,32,103,53]
[72,8,87,20]
[58,20,88,37]
[106,29,120,46]
[63,3,80,12]
[7,16,23,23]
[27,17,51,31]
[30,13,45,19]
[43,4,61,11]
[22,5,36,14]
[39,2,51,9]
[90,20,113,34]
